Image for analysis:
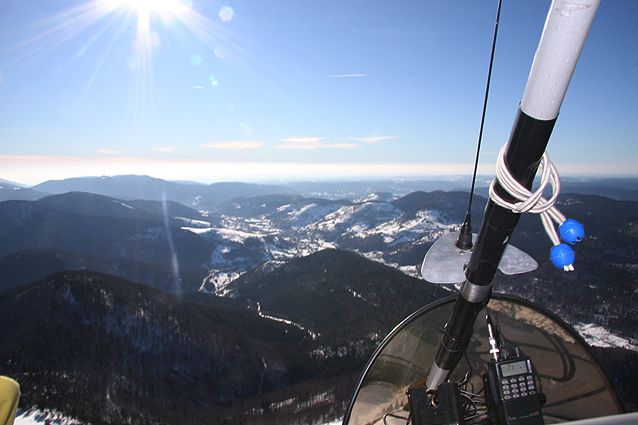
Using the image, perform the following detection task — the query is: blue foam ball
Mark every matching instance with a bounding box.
[550,244,575,269]
[559,218,585,244]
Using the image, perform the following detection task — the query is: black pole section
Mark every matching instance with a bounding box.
[467,110,556,284]
[455,212,473,250]
[429,109,557,385]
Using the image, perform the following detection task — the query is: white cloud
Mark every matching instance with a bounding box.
[97,149,122,155]
[283,136,324,144]
[202,141,263,150]
[277,136,355,150]
[347,135,396,144]
[153,146,177,153]
[322,73,367,79]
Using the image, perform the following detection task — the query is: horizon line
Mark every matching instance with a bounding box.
[2,155,637,186]
[4,173,638,188]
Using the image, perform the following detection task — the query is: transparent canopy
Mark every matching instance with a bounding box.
[343,295,622,425]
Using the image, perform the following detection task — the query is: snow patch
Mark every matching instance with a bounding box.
[269,397,296,410]
[175,217,210,228]
[574,323,638,351]
[111,199,134,210]
[215,228,266,243]
[181,226,214,235]
[15,409,86,425]
[399,265,420,277]
[200,270,244,295]
[183,227,265,241]
[347,287,366,301]
[287,204,343,227]
[256,302,319,340]
[288,203,317,218]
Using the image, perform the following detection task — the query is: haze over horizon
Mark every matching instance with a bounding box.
[4,170,638,189]
[1,0,636,184]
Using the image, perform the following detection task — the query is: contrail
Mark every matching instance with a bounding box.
[321,73,367,79]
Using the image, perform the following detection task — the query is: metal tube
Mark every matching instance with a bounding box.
[426,0,601,391]
[522,0,601,121]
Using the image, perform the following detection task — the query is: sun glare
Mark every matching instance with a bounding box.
[5,0,244,125]
[105,0,191,16]
[102,0,193,30]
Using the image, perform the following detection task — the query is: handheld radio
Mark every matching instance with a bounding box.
[484,315,545,425]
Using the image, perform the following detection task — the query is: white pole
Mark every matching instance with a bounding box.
[521,0,601,121]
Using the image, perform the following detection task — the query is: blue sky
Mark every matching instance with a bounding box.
[0,0,636,185]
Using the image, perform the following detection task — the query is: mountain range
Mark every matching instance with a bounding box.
[0,176,636,423]
[0,192,211,293]
[0,180,48,202]
[5,174,638,206]
[31,175,295,209]
[0,270,305,424]
[1,183,636,343]
[0,250,449,425]
[2,251,636,424]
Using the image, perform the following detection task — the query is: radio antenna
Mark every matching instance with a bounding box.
[456,0,503,250]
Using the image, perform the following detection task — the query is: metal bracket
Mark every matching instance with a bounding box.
[421,231,538,284]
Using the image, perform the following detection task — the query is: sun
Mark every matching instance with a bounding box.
[100,0,194,55]
[105,0,190,15]
[102,0,192,31]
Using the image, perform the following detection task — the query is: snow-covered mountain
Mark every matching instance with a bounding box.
[176,190,638,355]
[1,187,636,352]
[2,186,638,423]
[190,191,484,293]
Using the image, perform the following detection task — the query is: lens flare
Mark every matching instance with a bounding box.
[190,54,203,66]
[3,0,262,128]
[218,6,234,22]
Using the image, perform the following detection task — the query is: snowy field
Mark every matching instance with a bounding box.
[14,410,84,425]
[574,323,638,351]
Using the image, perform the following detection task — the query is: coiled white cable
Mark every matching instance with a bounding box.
[488,144,566,246]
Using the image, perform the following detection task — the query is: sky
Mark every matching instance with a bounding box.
[0,0,636,185]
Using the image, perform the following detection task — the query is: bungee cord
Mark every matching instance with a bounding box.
[488,144,585,271]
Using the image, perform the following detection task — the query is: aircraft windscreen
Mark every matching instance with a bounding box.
[343,295,622,425]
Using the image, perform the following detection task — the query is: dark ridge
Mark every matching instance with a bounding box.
[0,270,310,425]
[0,249,207,294]
[392,190,487,222]
[229,248,448,345]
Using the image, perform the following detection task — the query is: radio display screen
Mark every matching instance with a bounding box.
[501,360,528,377]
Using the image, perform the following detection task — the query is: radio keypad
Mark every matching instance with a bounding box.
[501,373,536,401]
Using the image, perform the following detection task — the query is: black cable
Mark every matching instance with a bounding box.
[456,0,503,250]
[383,412,410,424]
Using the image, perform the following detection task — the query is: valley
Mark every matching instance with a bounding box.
[1,176,637,424]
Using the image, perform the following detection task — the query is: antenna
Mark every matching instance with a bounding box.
[456,0,503,250]
[427,0,601,393]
